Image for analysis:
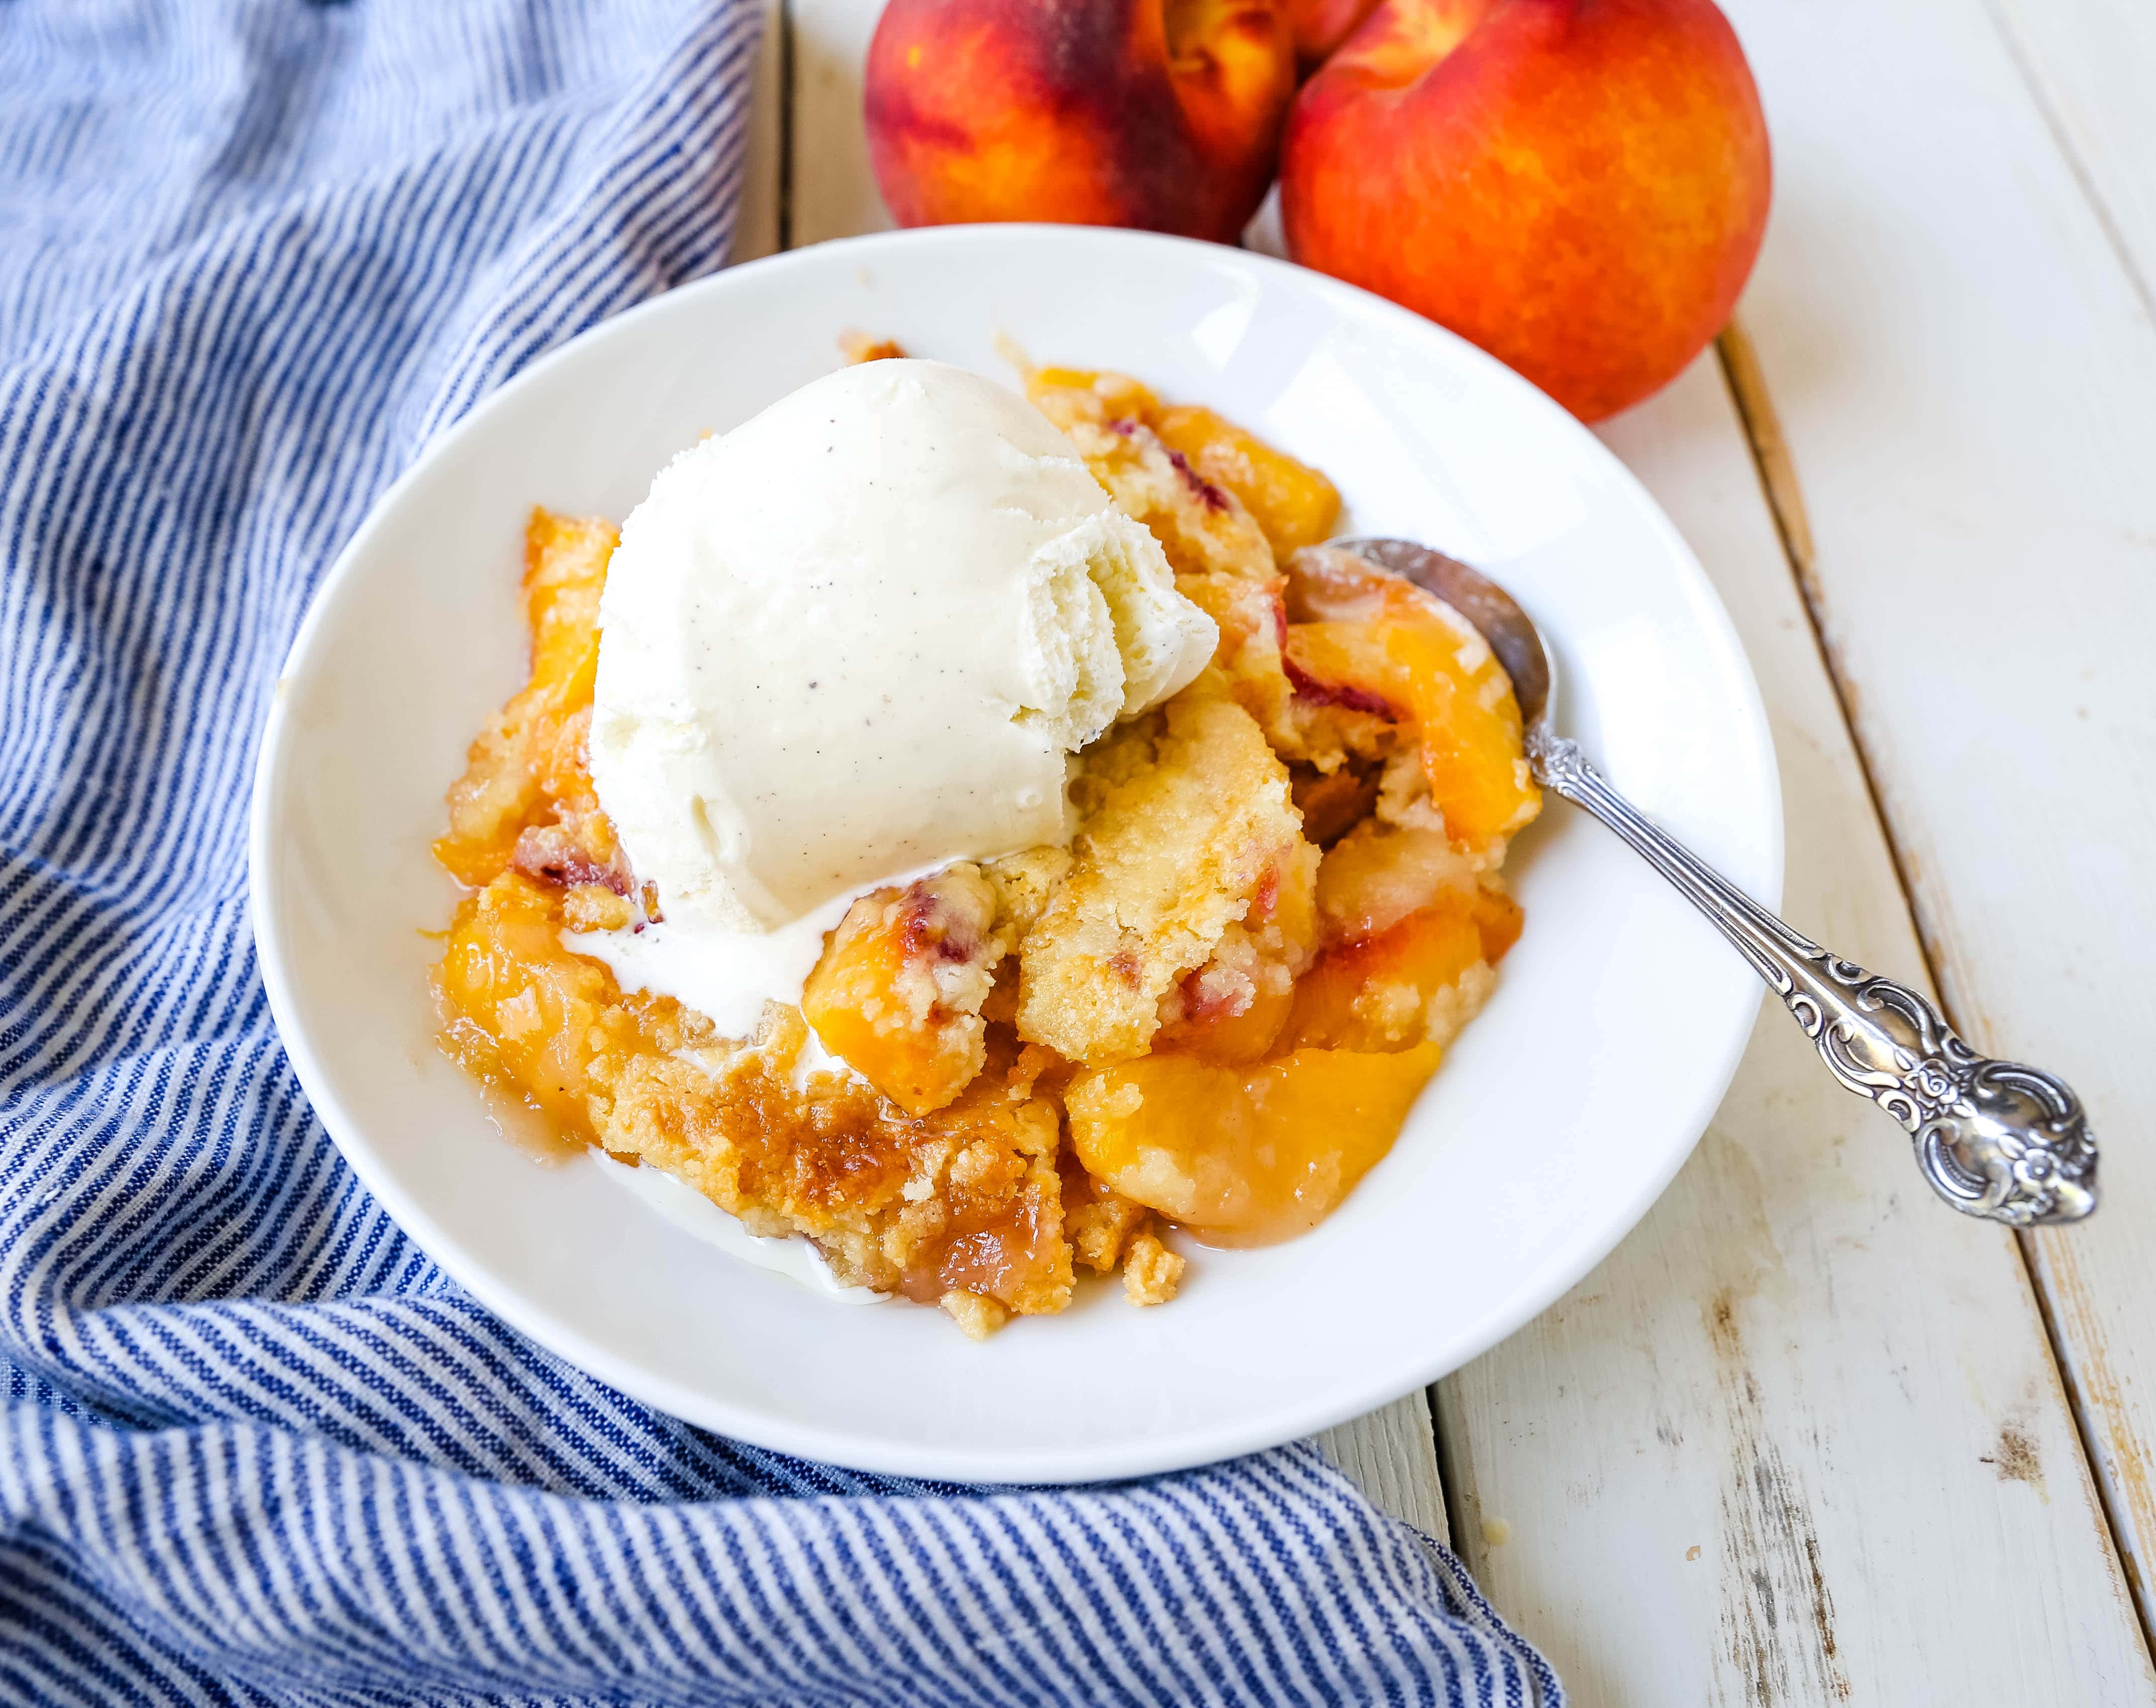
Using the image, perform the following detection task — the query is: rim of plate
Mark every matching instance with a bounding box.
[250,223,1781,1482]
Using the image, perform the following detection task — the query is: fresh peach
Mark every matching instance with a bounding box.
[1280,0,1771,420]
[865,0,1298,243]
[1287,0,1382,67]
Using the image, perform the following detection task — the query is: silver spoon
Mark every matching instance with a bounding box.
[1332,536,2098,1228]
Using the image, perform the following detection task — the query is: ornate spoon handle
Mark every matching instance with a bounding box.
[1526,729,2097,1227]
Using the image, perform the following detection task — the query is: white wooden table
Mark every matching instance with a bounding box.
[736,4,2156,1698]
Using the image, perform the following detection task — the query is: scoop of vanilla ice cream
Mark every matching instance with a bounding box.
[588,359,1217,934]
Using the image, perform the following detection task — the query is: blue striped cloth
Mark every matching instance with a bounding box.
[0,4,1564,1702]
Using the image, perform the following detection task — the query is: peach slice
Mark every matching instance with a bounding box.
[1023,367,1341,564]
[1284,546,1539,851]
[1280,884,1520,1053]
[801,865,1004,1116]
[1066,1040,1443,1244]
[435,509,616,887]
[522,509,614,701]
[434,872,628,1142]
[1156,972,1296,1064]
[1024,365,1162,429]
[1151,404,1340,561]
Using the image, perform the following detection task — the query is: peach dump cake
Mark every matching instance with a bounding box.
[431,348,1540,1337]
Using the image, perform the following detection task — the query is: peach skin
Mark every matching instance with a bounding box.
[1287,0,1382,68]
[1280,0,1771,420]
[865,0,1297,244]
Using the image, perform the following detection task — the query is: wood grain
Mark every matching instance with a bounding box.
[1436,350,2153,1705]
[1981,3,2156,1642]
[1986,0,2156,313]
[730,0,787,263]
[1721,0,2156,1652]
[787,0,893,247]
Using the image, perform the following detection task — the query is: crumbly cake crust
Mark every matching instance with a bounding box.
[430,359,1537,1334]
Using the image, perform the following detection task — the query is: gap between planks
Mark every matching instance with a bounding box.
[1963,0,2156,1654]
[1714,316,2156,1667]
[1711,321,1938,990]
[777,0,796,253]
[1316,1390,1453,1545]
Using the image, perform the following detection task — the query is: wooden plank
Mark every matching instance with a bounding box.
[730,0,787,264]
[787,0,893,248]
[1987,0,2156,306]
[1721,0,2156,1651]
[1434,349,2154,1704]
[1316,1393,1451,1545]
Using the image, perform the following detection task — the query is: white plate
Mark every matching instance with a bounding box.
[251,225,1779,1483]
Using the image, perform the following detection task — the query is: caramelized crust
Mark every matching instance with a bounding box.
[436,871,1074,1319]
